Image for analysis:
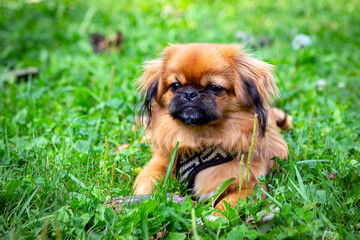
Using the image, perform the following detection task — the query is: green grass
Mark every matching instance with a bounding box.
[1,0,360,239]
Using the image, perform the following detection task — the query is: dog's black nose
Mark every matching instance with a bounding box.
[183,90,198,101]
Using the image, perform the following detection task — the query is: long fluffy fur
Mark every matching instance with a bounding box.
[134,43,291,212]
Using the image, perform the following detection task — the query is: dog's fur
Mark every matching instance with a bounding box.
[134,43,291,212]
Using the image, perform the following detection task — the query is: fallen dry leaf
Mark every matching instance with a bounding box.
[152,227,167,240]
[90,31,124,53]
[326,172,338,179]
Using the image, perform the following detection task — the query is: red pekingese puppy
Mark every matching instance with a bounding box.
[133,43,291,212]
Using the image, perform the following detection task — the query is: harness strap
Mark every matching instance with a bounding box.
[175,146,236,190]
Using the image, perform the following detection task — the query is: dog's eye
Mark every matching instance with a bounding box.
[169,82,182,92]
[206,84,223,94]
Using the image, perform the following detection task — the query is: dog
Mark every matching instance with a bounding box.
[133,43,291,213]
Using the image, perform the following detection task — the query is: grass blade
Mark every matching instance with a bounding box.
[39,170,60,217]
[238,154,245,202]
[16,188,39,221]
[191,208,201,240]
[289,178,310,204]
[209,178,236,207]
[307,105,315,148]
[293,164,306,196]
[245,114,257,203]
[163,141,179,187]
[261,188,282,207]
[3,118,11,163]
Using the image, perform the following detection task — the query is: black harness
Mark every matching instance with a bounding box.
[175,146,236,190]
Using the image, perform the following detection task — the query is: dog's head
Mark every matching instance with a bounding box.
[138,43,279,135]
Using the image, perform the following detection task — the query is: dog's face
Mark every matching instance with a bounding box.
[164,47,238,126]
[138,43,279,135]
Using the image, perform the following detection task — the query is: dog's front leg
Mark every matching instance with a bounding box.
[214,186,254,214]
[133,152,170,195]
[214,182,269,217]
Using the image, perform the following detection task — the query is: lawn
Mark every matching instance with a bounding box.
[1,0,359,239]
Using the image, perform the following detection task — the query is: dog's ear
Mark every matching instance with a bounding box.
[137,44,182,126]
[230,45,279,135]
[137,59,163,127]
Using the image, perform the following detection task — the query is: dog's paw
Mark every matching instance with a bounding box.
[133,184,154,195]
